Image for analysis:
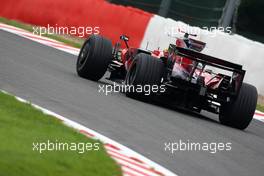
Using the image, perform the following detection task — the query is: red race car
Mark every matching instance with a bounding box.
[76,33,257,130]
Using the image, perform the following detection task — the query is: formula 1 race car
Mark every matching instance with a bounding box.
[76,33,258,130]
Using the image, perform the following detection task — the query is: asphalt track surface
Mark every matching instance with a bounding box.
[1,30,264,176]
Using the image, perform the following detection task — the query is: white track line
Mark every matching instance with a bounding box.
[254,110,264,123]
[0,23,79,55]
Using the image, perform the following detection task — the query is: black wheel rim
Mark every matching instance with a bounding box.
[127,63,137,85]
[78,40,91,70]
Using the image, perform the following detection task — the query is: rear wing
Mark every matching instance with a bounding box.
[169,45,245,96]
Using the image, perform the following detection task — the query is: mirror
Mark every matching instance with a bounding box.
[120,35,129,41]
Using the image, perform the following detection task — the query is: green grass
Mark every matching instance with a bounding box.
[256,104,264,113]
[0,17,84,48]
[0,92,121,176]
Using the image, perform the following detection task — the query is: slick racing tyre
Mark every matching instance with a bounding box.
[219,83,258,130]
[76,34,113,81]
[125,53,164,98]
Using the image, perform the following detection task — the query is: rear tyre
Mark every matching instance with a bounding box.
[76,34,113,81]
[125,53,164,98]
[219,83,258,130]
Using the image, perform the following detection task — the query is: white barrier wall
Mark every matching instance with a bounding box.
[141,15,264,94]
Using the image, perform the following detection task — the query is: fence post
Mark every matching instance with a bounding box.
[219,0,240,28]
[158,0,172,17]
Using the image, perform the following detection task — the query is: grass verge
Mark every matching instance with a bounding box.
[0,91,121,176]
[0,17,84,48]
[256,104,264,113]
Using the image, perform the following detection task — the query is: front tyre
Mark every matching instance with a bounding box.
[219,83,258,130]
[76,34,113,81]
